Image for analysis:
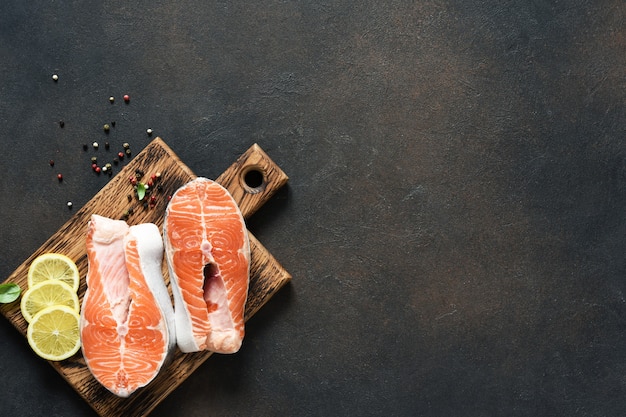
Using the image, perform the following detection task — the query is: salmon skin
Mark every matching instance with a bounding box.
[80,215,175,398]
[164,177,250,354]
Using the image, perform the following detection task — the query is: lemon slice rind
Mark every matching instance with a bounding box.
[27,253,80,292]
[20,280,79,323]
[26,305,81,361]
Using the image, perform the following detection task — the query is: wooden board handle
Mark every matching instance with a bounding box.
[216,143,289,219]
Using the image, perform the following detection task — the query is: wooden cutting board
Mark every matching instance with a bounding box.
[0,138,291,417]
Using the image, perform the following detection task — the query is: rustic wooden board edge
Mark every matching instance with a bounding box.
[0,138,291,417]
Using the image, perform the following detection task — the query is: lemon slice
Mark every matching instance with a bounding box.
[27,253,80,292]
[27,305,81,361]
[20,280,79,323]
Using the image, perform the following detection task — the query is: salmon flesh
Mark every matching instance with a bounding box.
[80,215,175,397]
[164,177,250,354]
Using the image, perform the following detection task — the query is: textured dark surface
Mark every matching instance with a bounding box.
[0,1,625,416]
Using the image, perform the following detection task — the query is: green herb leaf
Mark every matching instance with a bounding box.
[137,183,146,201]
[0,283,21,303]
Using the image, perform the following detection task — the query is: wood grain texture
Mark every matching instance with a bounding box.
[0,138,291,417]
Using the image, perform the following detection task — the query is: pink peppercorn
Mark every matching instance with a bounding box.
[123,94,130,102]
[57,173,63,181]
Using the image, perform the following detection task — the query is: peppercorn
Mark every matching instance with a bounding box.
[146,128,153,136]
[93,141,99,149]
[83,144,88,151]
[91,156,97,163]
[113,158,119,165]
[118,152,124,159]
[111,121,116,127]
[57,173,63,181]
[59,120,65,128]
[123,94,130,102]
[52,74,59,81]
[109,96,114,103]
[105,142,110,150]
[123,142,130,149]
[103,124,110,132]
[125,149,131,156]
[95,166,101,173]
[67,201,73,208]
[49,160,54,166]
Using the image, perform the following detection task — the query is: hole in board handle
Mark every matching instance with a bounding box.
[241,166,266,194]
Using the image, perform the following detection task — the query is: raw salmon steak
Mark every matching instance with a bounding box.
[80,215,175,397]
[164,177,250,354]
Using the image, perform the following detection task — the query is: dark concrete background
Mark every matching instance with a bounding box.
[1,0,625,416]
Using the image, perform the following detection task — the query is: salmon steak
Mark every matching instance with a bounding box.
[164,177,250,354]
[80,215,175,397]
